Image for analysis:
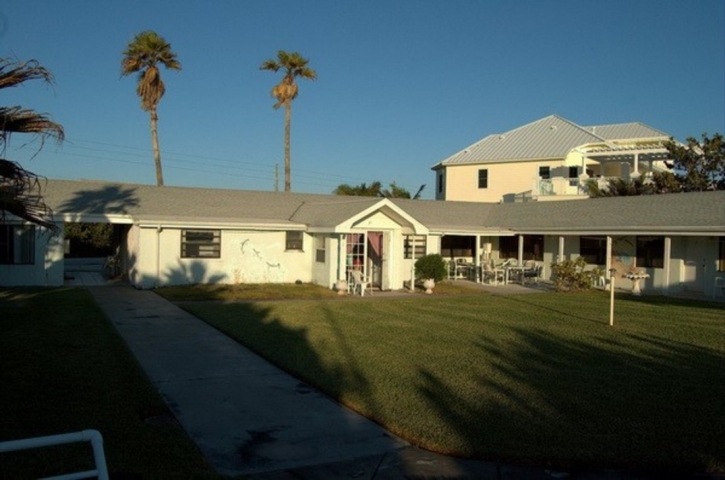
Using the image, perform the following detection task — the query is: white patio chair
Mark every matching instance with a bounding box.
[349,269,372,296]
[482,262,504,285]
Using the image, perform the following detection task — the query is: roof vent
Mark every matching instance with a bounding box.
[550,125,558,130]
[498,134,506,140]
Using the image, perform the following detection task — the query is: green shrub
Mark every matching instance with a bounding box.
[415,253,448,282]
[550,257,604,292]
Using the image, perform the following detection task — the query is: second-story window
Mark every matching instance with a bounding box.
[539,166,550,179]
[478,169,488,189]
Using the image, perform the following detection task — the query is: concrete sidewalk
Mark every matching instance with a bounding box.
[87,285,717,479]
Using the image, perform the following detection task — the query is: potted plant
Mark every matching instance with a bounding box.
[415,253,448,294]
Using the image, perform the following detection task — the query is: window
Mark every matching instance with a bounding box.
[315,235,325,263]
[478,169,488,189]
[636,236,664,268]
[568,166,579,187]
[498,235,544,261]
[718,237,725,272]
[441,235,474,258]
[498,236,518,259]
[285,231,303,251]
[0,225,35,264]
[437,173,443,193]
[523,235,544,261]
[539,166,550,179]
[404,235,427,259]
[181,229,221,258]
[580,236,607,265]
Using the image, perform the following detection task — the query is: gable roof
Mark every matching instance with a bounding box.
[432,115,671,168]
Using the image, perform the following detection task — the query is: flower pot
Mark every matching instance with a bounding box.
[423,278,435,294]
[335,280,348,295]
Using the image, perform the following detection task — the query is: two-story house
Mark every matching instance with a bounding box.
[431,115,673,203]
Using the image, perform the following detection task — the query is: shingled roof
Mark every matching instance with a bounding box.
[40,179,725,237]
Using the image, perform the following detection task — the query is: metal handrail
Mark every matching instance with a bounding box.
[0,429,109,480]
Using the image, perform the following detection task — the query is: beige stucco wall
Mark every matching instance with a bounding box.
[439,160,566,202]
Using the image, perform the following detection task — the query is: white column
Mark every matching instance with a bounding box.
[474,235,481,282]
[606,235,613,290]
[557,236,565,263]
[409,235,416,292]
[633,153,640,176]
[663,236,671,295]
[517,235,524,264]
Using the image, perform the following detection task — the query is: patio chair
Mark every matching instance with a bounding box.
[714,277,725,300]
[482,262,504,285]
[522,263,542,284]
[349,269,372,296]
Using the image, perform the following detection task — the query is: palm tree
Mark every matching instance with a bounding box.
[260,51,316,192]
[333,181,383,197]
[0,58,64,230]
[121,31,181,187]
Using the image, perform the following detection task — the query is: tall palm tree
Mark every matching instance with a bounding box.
[121,31,181,187]
[0,58,64,230]
[260,51,316,192]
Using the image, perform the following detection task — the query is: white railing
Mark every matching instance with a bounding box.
[0,429,109,480]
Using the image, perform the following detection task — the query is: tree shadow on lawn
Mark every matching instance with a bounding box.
[187,293,725,476]
[417,324,725,475]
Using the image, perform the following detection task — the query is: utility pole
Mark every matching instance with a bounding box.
[274,163,279,192]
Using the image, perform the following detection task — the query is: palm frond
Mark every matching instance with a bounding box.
[0,106,65,146]
[0,58,54,90]
[0,159,56,231]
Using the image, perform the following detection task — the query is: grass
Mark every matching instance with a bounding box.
[0,288,217,479]
[178,289,725,474]
[156,282,340,301]
[155,280,478,302]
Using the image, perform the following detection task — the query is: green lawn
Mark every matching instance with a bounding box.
[0,288,217,479]
[180,290,725,474]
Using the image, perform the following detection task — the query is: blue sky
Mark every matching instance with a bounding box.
[2,1,723,199]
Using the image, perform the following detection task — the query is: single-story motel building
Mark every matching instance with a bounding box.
[1,179,724,298]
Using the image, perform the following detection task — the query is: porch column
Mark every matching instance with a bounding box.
[517,235,524,264]
[557,236,565,263]
[605,236,613,290]
[474,235,481,282]
[337,234,345,283]
[633,153,640,176]
[410,235,416,292]
[663,236,671,295]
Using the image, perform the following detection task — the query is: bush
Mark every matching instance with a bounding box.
[415,254,448,282]
[550,257,604,292]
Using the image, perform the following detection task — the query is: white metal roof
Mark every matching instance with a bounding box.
[432,115,672,168]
